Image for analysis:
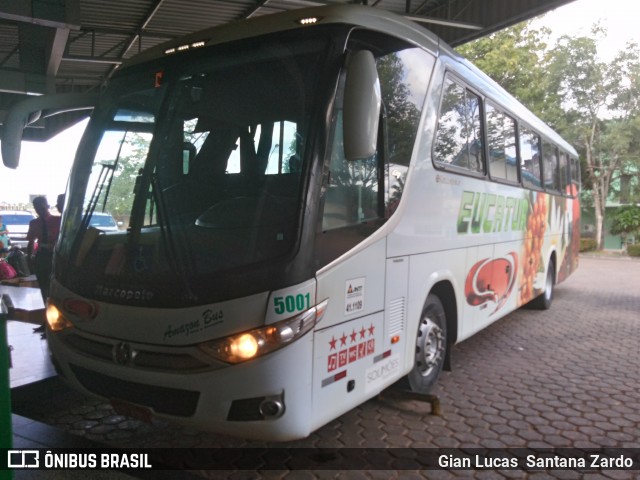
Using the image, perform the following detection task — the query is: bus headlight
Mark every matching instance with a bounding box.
[233,334,259,359]
[46,303,74,332]
[199,299,328,364]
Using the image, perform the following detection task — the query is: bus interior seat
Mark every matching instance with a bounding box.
[163,127,239,225]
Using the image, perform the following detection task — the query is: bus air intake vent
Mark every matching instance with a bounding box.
[227,393,285,421]
[227,396,266,421]
[70,364,200,417]
[64,334,113,361]
[389,297,405,336]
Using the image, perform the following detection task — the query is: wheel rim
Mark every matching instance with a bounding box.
[544,267,553,301]
[415,313,444,377]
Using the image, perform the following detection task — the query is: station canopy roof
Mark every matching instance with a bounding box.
[0,0,576,142]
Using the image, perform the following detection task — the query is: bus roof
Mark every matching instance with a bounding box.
[120,5,439,69]
[118,3,577,159]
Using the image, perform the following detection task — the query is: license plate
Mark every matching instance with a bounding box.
[110,398,154,424]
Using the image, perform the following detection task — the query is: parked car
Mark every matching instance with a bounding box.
[1,211,36,249]
[88,212,120,232]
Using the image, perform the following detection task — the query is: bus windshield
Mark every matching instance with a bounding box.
[58,30,337,306]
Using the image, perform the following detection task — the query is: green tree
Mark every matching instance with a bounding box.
[377,52,422,165]
[99,132,151,223]
[456,21,556,121]
[609,205,640,251]
[604,43,640,205]
[458,21,640,250]
[548,34,640,248]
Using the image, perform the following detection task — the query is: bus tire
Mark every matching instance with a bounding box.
[529,259,555,310]
[407,294,447,394]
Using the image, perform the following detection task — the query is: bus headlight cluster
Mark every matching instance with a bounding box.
[46,303,74,332]
[199,299,328,364]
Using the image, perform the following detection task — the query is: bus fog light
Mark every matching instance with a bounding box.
[259,397,285,419]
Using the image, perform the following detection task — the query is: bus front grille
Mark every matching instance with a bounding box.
[61,332,213,372]
[70,364,200,417]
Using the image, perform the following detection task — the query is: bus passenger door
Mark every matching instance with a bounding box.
[311,237,388,431]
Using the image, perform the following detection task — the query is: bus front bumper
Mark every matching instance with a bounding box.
[47,328,315,441]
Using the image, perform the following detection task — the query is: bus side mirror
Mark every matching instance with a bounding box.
[1,93,98,169]
[343,50,381,161]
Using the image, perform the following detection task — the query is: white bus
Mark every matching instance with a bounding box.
[2,4,580,441]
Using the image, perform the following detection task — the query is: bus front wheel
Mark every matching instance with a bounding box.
[408,294,447,394]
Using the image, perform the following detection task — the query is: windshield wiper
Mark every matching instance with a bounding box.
[149,173,197,300]
[70,160,117,267]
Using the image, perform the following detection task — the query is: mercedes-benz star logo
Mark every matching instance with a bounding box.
[113,342,135,365]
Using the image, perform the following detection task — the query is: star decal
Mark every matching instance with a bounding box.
[329,336,337,350]
[360,326,366,339]
[340,333,347,346]
[350,329,357,343]
[368,324,375,336]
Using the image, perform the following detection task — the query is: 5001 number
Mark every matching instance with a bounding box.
[274,293,311,315]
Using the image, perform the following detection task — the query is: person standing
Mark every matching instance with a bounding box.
[26,196,61,303]
[56,193,65,215]
[0,215,9,258]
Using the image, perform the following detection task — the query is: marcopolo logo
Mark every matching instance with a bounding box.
[95,284,154,302]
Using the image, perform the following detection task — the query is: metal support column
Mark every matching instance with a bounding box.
[1,294,14,479]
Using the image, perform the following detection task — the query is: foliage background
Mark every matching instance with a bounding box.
[457,20,640,250]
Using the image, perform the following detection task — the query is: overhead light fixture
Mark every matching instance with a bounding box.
[298,16,321,25]
[164,39,208,56]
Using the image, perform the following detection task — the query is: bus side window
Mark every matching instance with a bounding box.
[569,156,580,197]
[542,140,560,193]
[558,151,571,196]
[265,120,300,174]
[486,103,518,183]
[519,126,542,189]
[322,42,432,231]
[322,112,380,230]
[317,33,433,267]
[434,76,484,174]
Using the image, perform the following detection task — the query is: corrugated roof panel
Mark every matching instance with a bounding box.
[248,7,287,19]
[0,23,20,70]
[58,60,112,77]
[145,0,255,35]
[122,37,168,59]
[80,0,154,30]
[67,31,131,58]
[0,0,582,142]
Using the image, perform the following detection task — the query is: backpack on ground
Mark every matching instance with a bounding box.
[6,247,31,277]
[0,259,17,280]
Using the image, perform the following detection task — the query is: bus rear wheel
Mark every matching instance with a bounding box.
[529,259,555,310]
[408,294,447,394]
